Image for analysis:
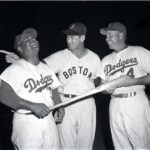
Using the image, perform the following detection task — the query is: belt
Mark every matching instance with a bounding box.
[63,94,77,98]
[112,92,136,98]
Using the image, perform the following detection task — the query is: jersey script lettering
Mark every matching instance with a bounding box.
[24,74,53,93]
[104,57,138,76]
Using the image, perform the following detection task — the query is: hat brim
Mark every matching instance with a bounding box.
[100,28,108,35]
[100,28,120,35]
[62,29,84,35]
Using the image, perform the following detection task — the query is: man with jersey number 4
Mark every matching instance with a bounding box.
[100,22,150,150]
[0,28,63,150]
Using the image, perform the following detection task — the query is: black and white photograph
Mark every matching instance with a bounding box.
[0,1,150,150]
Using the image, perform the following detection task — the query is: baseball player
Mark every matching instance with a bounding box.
[0,28,62,150]
[44,22,102,149]
[100,22,150,150]
[5,23,102,149]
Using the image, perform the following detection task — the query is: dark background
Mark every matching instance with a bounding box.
[0,1,150,150]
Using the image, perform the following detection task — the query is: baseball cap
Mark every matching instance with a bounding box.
[62,22,87,35]
[100,22,127,35]
[14,28,37,50]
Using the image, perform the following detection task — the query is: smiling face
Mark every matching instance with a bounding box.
[105,30,123,51]
[18,35,39,59]
[104,31,127,54]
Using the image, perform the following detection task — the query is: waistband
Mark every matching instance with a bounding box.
[112,92,136,98]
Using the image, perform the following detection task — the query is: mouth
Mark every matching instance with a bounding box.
[107,40,113,44]
[67,43,71,47]
[31,42,39,49]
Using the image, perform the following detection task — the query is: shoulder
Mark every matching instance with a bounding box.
[1,59,26,77]
[6,59,25,71]
[40,61,58,74]
[127,46,150,58]
[128,45,149,53]
[50,49,69,57]
[101,52,113,62]
[87,49,101,59]
[44,48,69,61]
[40,61,53,70]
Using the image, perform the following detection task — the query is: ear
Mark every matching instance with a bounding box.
[80,35,85,42]
[119,32,124,40]
[17,46,23,54]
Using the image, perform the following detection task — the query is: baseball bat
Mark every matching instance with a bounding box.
[49,79,119,111]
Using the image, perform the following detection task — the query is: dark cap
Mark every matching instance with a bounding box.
[14,28,37,50]
[100,22,127,35]
[62,22,87,35]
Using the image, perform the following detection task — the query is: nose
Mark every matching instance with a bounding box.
[106,35,110,43]
[32,38,37,42]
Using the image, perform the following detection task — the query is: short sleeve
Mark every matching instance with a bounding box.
[50,69,61,89]
[136,47,150,74]
[95,55,102,78]
[0,64,24,93]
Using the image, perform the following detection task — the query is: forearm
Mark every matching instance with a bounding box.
[121,74,150,87]
[52,88,62,105]
[135,74,150,85]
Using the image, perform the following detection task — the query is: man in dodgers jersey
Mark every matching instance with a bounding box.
[44,22,101,149]
[100,22,150,149]
[0,28,62,150]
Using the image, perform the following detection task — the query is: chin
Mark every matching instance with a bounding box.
[68,47,75,51]
[108,45,113,50]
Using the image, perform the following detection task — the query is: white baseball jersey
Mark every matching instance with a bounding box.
[44,48,101,149]
[44,48,101,95]
[0,59,60,150]
[101,46,150,93]
[101,46,150,149]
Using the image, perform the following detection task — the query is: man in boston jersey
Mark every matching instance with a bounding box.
[43,22,102,150]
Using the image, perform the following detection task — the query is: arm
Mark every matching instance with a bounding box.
[116,74,150,87]
[52,88,62,105]
[101,74,150,94]
[0,80,50,118]
[135,74,150,85]
[52,88,65,124]
[5,52,20,63]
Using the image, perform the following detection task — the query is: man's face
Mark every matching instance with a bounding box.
[66,35,83,50]
[20,35,39,58]
[105,30,121,50]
